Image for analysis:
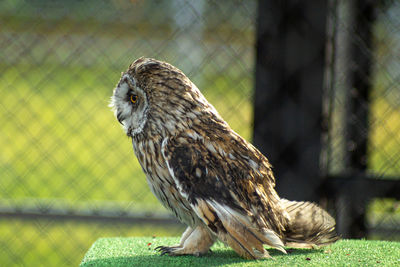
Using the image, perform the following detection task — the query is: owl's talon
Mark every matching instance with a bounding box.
[160,250,168,256]
[155,245,182,256]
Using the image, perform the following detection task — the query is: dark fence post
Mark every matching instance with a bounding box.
[322,0,378,238]
[338,0,376,238]
[253,1,327,202]
[346,0,375,175]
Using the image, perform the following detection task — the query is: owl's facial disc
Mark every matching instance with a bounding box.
[111,74,148,137]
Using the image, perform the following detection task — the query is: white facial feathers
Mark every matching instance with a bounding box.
[110,74,149,136]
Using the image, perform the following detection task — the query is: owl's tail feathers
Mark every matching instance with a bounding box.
[280,198,339,248]
[197,200,286,259]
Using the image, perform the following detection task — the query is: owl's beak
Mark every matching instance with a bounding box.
[117,112,124,124]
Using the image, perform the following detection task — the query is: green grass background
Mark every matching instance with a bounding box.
[1,1,400,267]
[80,238,400,267]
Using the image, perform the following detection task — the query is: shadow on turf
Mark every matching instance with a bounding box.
[81,248,322,267]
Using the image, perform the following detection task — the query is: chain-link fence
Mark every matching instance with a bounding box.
[0,1,256,266]
[1,0,399,266]
[324,0,400,179]
[322,0,400,240]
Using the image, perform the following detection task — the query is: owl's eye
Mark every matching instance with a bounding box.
[130,94,138,104]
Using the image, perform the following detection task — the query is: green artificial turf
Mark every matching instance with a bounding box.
[80,237,400,267]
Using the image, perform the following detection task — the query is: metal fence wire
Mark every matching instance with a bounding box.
[322,0,400,239]
[0,1,256,266]
[0,0,399,266]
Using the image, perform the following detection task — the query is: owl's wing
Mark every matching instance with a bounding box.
[161,134,286,259]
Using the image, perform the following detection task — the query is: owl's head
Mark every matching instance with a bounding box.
[110,57,220,137]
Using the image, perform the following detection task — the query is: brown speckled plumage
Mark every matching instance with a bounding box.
[110,57,338,259]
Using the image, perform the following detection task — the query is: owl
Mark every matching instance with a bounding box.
[110,57,338,259]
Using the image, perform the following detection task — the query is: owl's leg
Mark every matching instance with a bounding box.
[156,225,215,257]
[179,226,194,246]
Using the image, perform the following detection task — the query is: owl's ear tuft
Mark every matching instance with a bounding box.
[129,57,162,76]
[129,57,146,71]
[136,59,161,72]
[132,56,145,64]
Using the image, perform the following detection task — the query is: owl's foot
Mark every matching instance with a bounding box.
[155,245,180,256]
[155,245,207,257]
[155,226,215,257]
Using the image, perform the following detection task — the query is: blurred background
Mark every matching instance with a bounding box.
[0,0,399,266]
